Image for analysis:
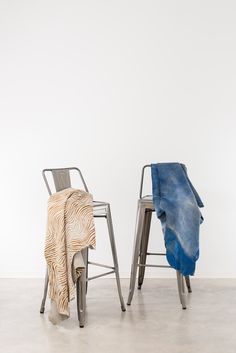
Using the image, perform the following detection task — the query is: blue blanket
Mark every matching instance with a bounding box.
[151,163,204,276]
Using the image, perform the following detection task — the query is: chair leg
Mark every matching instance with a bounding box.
[40,269,49,314]
[138,210,152,289]
[185,275,192,293]
[76,268,86,327]
[127,202,146,305]
[176,270,187,309]
[106,204,126,312]
[81,247,89,294]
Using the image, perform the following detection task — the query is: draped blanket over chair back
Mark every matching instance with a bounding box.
[151,163,204,276]
[45,188,96,318]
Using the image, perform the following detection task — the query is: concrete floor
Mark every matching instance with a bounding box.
[0,278,236,353]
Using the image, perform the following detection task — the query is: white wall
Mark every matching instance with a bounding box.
[0,0,235,278]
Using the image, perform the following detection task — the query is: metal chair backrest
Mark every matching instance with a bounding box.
[42,167,89,195]
[139,164,152,199]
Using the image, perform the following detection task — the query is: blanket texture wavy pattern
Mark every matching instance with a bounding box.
[45,188,95,323]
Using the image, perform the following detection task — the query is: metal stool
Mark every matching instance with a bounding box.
[40,167,126,327]
[127,165,192,309]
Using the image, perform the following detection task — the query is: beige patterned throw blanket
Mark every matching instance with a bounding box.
[45,188,95,323]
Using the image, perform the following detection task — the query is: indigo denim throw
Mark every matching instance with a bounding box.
[151,163,204,276]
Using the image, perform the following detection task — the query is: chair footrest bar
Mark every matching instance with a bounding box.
[138,264,171,268]
[88,261,115,270]
[146,252,166,256]
[93,215,106,218]
[88,270,115,281]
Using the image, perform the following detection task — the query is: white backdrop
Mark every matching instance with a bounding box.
[0,0,235,278]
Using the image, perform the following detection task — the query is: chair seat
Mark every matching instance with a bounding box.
[139,195,154,211]
[93,200,109,217]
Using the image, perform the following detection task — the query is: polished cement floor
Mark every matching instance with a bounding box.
[0,278,236,353]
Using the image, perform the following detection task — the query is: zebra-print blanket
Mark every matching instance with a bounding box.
[45,188,95,321]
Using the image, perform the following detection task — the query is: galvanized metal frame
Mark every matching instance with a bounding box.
[127,165,192,309]
[40,167,126,327]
